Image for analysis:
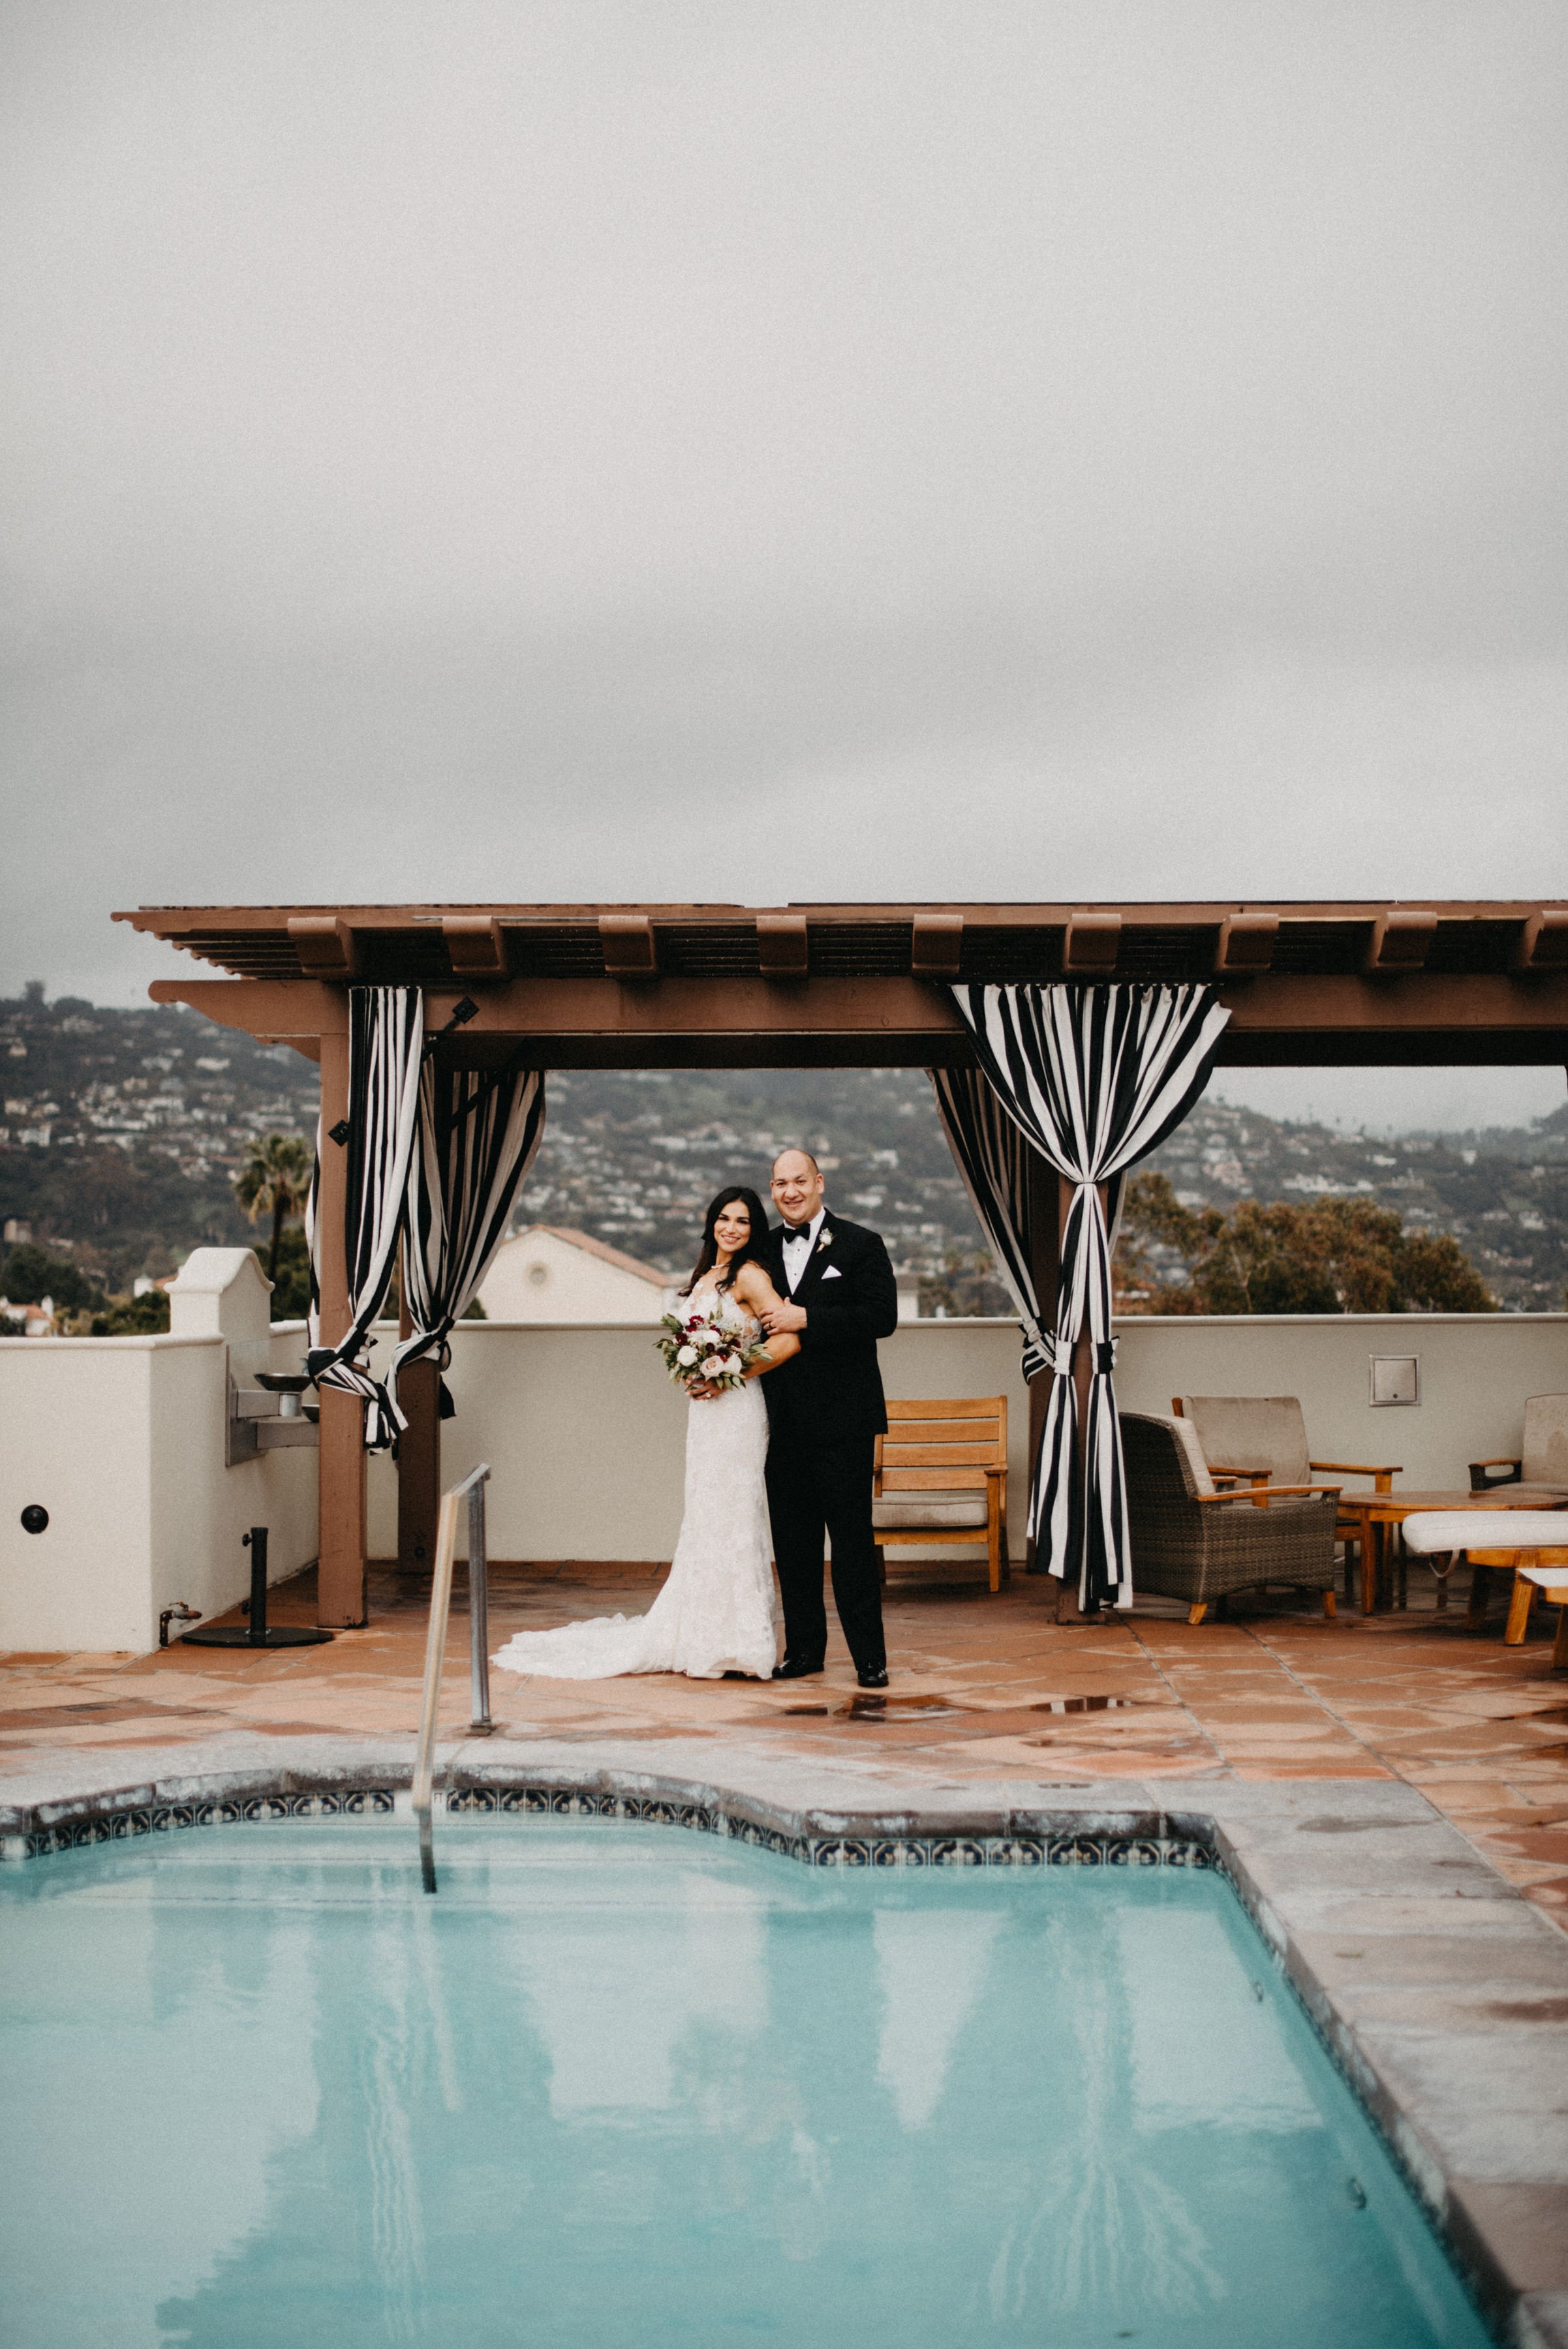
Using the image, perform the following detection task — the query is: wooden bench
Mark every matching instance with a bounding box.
[873,1397,1009,1594]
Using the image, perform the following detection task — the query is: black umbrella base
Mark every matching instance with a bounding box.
[183,1625,334,1648]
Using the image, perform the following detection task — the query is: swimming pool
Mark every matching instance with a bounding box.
[1,1817,1489,2348]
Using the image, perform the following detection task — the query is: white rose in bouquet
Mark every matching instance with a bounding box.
[701,1355,724,1377]
[676,1343,698,1366]
[722,1352,741,1375]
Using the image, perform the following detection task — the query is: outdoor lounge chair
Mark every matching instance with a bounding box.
[872,1397,1009,1593]
[1469,1394,1568,1503]
[1173,1394,1400,1596]
[1401,1510,1568,1668]
[1122,1411,1340,1625]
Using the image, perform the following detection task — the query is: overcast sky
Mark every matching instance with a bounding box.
[3,1,1565,1131]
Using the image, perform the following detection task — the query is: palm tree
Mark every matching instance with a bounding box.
[234,1133,313,1287]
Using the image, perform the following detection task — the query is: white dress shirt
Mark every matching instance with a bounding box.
[780,1207,825,1295]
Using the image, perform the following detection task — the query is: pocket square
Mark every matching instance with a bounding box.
[821,1265,842,1280]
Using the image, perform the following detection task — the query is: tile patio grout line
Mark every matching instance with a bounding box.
[1122,1620,1231,1775]
[1235,1624,1396,1775]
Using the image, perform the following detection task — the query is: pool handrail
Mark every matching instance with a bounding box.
[412,1461,491,1894]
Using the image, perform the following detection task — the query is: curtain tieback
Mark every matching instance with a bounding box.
[1046,1336,1116,1377]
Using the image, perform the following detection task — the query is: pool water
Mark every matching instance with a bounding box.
[1,1819,1489,2349]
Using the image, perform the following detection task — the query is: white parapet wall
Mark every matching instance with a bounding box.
[0,1250,318,1653]
[6,1290,1565,1648]
[367,1311,1568,1567]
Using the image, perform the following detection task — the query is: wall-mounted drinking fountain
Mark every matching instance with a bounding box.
[228,1371,321,1464]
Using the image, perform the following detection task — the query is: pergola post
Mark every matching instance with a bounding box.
[1022,1151,1060,1579]
[396,1258,442,1574]
[315,1030,368,1627]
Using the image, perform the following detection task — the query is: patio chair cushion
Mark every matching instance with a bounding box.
[1401,1511,1568,1553]
[873,1494,990,1529]
[1178,1395,1310,1486]
[1523,1395,1568,1488]
[1167,1413,1216,1497]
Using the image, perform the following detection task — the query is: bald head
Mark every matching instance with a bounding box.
[771,1148,825,1228]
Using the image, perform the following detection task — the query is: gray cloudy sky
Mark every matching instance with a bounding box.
[3,1,1565,1129]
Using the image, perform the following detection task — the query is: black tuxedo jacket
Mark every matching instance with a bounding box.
[760,1211,898,1445]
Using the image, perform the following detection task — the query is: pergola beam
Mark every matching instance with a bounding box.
[148,970,1568,1067]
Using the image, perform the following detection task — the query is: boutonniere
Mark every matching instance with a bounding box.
[815,1229,832,1254]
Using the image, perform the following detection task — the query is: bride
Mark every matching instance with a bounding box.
[491,1188,799,1683]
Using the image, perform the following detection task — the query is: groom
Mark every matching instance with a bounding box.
[758,1148,899,1689]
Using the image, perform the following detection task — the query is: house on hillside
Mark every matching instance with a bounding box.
[0,1294,56,1337]
[478,1225,678,1322]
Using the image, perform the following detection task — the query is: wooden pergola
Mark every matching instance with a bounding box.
[117,898,1568,1627]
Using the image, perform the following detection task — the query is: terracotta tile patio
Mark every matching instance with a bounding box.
[4,1558,1567,1931]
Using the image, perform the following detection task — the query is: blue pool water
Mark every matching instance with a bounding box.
[1,1819,1489,2349]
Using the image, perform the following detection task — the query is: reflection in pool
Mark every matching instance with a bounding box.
[0,1820,1487,2348]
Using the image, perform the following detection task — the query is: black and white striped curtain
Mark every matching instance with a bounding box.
[305,987,424,1450]
[390,1058,547,1426]
[929,1068,1053,1381]
[947,984,1231,1609]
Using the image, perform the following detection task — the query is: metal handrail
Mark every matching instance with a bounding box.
[412,1461,491,1894]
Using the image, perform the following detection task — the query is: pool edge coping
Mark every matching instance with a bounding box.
[4,1747,1565,2348]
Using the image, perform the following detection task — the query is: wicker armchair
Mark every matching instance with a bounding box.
[1122,1413,1341,1626]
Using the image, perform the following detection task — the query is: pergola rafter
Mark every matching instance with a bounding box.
[115,898,1568,1627]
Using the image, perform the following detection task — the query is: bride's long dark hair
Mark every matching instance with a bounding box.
[681,1186,770,1297]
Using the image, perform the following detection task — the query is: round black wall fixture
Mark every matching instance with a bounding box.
[20,1505,49,1535]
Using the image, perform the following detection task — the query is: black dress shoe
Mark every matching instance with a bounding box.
[771,1655,825,1681]
[856,1666,889,1689]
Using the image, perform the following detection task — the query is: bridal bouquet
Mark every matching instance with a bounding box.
[656,1306,769,1394]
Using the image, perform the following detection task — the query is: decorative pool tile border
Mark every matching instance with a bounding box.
[11,1786,396,1858]
[6,1779,1214,1874]
[445,1783,1217,1870]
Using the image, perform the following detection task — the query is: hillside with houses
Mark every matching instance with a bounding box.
[1,987,1565,1311]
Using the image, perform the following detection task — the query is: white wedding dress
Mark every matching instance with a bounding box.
[491,1282,781,1682]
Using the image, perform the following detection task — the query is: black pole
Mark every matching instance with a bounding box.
[184,1525,333,1648]
[246,1528,268,1646]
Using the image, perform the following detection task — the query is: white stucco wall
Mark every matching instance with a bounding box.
[368,1311,1568,1567]
[0,1250,318,1653]
[1113,1313,1568,1489]
[6,1287,1565,1648]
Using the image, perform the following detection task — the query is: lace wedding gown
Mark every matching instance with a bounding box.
[491,1283,781,1682]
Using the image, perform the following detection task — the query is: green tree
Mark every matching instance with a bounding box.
[919,1248,1012,1318]
[234,1133,313,1288]
[89,1289,172,1336]
[254,1223,313,1321]
[1115,1174,1494,1315]
[0,1241,102,1312]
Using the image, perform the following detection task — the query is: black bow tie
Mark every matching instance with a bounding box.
[783,1225,813,1245]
